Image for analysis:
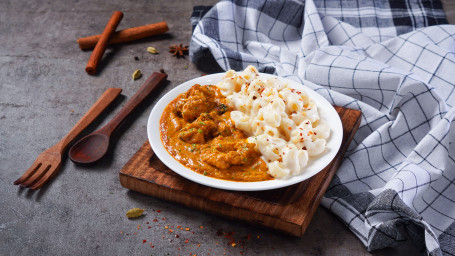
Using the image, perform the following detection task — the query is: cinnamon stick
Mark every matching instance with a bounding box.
[77,22,169,50]
[85,11,123,75]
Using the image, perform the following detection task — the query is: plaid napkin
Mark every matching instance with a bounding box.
[189,0,455,255]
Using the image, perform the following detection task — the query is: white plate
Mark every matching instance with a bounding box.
[148,73,343,191]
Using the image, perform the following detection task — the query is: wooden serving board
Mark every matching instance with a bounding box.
[120,106,361,236]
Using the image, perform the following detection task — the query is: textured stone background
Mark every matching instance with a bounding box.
[1,0,453,255]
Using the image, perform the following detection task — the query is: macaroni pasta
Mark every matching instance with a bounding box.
[217,66,330,179]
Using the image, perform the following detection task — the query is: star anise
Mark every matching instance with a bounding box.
[169,44,189,57]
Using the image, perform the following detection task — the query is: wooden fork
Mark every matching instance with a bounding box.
[14,88,122,190]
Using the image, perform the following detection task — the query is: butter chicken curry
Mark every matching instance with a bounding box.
[160,84,272,181]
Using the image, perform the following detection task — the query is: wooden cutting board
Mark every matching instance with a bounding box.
[119,106,361,237]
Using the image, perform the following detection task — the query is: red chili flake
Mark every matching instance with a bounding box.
[148,226,152,229]
[192,232,195,234]
[177,225,181,228]
[175,234,180,238]
[153,219,158,222]
[162,217,166,220]
[314,132,317,135]
[178,248,181,250]
[146,222,150,224]
[252,96,257,100]
[157,210,162,213]
[185,228,190,231]
[169,229,174,233]
[300,133,302,136]
[302,146,307,150]
[143,240,147,244]
[200,226,204,229]
[185,239,189,243]
[288,127,292,130]
[151,246,155,248]
[297,91,301,94]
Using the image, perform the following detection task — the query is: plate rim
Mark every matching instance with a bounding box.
[147,72,343,191]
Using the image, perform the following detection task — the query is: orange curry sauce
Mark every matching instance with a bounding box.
[160,84,273,182]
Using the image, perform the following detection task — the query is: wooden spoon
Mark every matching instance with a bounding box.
[68,72,167,164]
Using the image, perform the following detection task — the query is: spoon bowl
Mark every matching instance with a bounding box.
[69,133,110,164]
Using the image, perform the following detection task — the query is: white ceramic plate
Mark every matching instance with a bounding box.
[148,73,343,191]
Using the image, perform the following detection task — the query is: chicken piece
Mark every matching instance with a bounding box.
[200,139,259,169]
[178,114,218,143]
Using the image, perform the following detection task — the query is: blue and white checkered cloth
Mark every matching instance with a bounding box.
[190,0,455,255]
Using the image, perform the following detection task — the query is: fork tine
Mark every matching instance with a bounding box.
[28,164,61,190]
[14,161,42,185]
[19,164,51,188]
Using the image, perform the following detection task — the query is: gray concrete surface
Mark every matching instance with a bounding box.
[2,0,450,255]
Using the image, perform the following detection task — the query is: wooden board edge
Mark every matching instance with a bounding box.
[119,172,304,236]
[299,108,362,235]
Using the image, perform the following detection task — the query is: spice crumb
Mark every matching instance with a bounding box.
[200,226,203,229]
[157,210,162,213]
[142,239,146,244]
[134,56,139,61]
[185,228,190,231]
